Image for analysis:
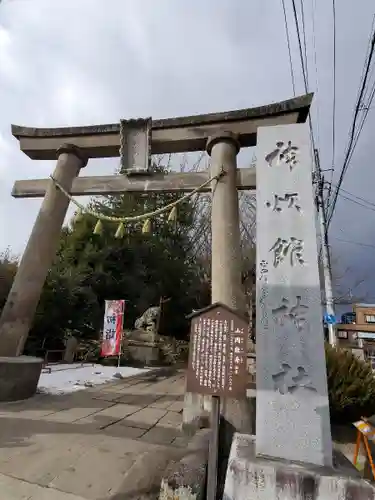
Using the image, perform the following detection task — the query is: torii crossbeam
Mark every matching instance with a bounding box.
[0,94,312,410]
[11,94,311,198]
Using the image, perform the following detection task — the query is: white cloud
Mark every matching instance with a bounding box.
[0,25,21,83]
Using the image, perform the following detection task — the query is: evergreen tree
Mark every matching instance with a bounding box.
[27,163,208,350]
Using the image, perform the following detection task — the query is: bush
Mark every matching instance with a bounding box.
[326,344,375,424]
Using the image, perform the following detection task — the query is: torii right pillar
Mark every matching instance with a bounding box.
[182,131,253,438]
[208,131,253,444]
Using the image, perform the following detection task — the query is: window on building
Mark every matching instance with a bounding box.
[341,312,356,324]
[365,315,375,323]
[337,330,348,339]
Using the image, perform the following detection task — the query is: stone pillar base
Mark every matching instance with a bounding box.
[0,356,43,402]
[224,433,375,499]
[127,341,160,366]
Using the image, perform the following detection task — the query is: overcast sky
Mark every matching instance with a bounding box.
[0,0,374,310]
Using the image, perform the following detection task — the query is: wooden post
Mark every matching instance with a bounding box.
[155,296,170,342]
[207,395,220,500]
[0,144,87,356]
[185,304,248,498]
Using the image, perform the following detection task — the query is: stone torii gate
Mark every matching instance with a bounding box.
[0,95,312,418]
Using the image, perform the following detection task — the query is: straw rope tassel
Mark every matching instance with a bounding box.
[115,222,125,239]
[167,206,178,223]
[93,220,103,235]
[74,208,84,223]
[142,218,151,234]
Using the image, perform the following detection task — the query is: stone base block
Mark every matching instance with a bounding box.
[159,429,210,500]
[128,341,160,366]
[224,433,375,499]
[0,356,43,402]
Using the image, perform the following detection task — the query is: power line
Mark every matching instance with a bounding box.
[290,2,325,271]
[327,181,375,212]
[299,0,309,88]
[326,23,375,227]
[327,19,375,215]
[336,191,375,213]
[355,15,375,108]
[344,78,375,166]
[310,0,321,151]
[327,18,375,210]
[290,0,319,162]
[329,0,337,204]
[281,0,296,96]
[341,20,375,175]
[291,0,309,93]
[289,0,335,340]
[361,19,375,107]
[327,79,375,219]
[333,237,375,250]
[331,183,375,209]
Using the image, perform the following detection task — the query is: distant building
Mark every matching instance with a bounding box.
[336,303,375,368]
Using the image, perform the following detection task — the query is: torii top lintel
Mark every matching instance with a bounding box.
[11,93,313,161]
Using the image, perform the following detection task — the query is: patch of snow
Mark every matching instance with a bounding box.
[37,363,152,395]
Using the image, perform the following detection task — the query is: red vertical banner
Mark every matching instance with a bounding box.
[101,300,125,357]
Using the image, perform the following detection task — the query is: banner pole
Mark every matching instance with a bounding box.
[117,301,125,369]
[117,328,122,369]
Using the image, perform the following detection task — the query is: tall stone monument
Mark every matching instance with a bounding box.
[255,123,332,467]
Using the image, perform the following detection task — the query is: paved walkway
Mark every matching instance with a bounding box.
[0,368,188,500]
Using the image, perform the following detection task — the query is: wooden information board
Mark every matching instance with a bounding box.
[186,302,248,399]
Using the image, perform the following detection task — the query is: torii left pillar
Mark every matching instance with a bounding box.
[0,144,87,357]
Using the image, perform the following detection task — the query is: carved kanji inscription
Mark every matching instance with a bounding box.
[272,363,317,395]
[259,259,268,282]
[266,193,301,213]
[269,237,305,267]
[265,141,300,170]
[272,296,308,331]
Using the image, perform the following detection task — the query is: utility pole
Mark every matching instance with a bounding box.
[314,149,337,346]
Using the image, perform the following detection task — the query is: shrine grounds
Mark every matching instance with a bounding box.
[0,367,191,500]
[0,364,370,499]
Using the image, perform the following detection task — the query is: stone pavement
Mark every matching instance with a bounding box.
[0,367,189,499]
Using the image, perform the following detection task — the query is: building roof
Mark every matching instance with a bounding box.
[186,302,248,322]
